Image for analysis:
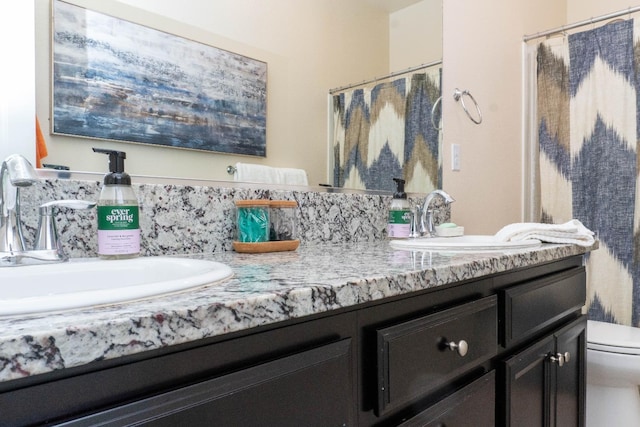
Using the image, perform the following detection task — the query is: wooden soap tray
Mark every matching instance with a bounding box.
[232,240,300,253]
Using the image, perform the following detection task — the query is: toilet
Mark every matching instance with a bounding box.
[587,320,640,427]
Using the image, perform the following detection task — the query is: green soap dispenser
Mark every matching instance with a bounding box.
[93,148,140,259]
[387,177,411,239]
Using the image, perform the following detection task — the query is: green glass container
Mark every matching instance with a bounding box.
[235,200,270,243]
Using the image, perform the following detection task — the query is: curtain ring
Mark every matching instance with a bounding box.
[431,96,443,130]
[453,88,483,125]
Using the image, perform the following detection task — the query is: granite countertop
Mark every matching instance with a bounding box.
[0,241,593,383]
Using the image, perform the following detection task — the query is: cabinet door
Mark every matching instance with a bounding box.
[60,339,353,427]
[502,335,555,427]
[501,316,586,427]
[554,316,586,427]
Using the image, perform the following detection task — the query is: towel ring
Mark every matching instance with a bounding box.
[453,88,483,125]
[431,96,443,131]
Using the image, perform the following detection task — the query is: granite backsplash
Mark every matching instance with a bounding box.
[18,176,449,258]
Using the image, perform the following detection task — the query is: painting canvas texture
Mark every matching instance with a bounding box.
[536,19,640,326]
[331,68,442,193]
[52,0,267,156]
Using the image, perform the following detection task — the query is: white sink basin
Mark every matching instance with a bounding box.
[390,235,542,252]
[0,257,233,316]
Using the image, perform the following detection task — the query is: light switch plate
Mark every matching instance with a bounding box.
[452,143,461,171]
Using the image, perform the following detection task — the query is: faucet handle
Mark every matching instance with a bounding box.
[426,208,439,236]
[38,199,96,215]
[409,205,422,238]
[34,199,96,254]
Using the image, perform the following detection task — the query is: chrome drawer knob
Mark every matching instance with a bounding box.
[550,352,571,367]
[446,339,469,357]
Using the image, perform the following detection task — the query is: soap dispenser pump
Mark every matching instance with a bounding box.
[387,177,411,239]
[93,148,140,259]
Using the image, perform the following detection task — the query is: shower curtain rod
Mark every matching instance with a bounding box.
[328,59,442,94]
[524,5,640,42]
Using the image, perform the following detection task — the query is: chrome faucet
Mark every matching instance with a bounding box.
[0,154,96,266]
[410,189,455,238]
[0,154,40,254]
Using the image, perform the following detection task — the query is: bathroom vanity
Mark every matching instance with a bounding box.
[0,241,590,426]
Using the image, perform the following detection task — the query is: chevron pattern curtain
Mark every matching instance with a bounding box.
[537,20,640,326]
[331,68,442,193]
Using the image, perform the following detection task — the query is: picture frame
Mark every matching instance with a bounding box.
[51,0,268,157]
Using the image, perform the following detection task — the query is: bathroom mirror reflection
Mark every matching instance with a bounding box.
[33,0,442,191]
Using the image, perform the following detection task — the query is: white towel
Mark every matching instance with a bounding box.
[276,167,308,186]
[495,219,595,247]
[233,162,308,186]
[234,163,278,184]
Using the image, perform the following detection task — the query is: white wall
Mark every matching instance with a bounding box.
[0,2,35,163]
[442,0,565,234]
[567,0,640,22]
[390,0,442,70]
[35,0,389,185]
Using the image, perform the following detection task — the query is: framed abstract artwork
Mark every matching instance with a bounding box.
[52,0,267,157]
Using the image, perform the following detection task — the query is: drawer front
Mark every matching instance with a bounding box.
[502,267,585,346]
[60,339,354,426]
[377,296,498,414]
[398,370,496,427]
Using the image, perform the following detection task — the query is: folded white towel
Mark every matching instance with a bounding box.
[234,162,308,186]
[495,219,595,247]
[276,167,308,186]
[234,163,278,184]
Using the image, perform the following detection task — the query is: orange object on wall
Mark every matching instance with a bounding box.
[35,117,48,168]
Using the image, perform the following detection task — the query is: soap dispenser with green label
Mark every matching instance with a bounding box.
[387,177,411,239]
[93,148,140,259]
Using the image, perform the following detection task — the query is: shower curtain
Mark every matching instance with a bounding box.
[331,68,442,193]
[535,19,640,326]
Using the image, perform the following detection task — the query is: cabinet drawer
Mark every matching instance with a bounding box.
[377,296,498,414]
[398,370,496,427]
[59,339,354,426]
[501,267,585,346]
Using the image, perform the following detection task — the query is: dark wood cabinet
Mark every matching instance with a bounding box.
[397,371,496,427]
[502,333,556,426]
[376,296,498,415]
[500,266,587,427]
[500,267,586,348]
[501,315,586,427]
[0,313,359,427]
[0,256,587,426]
[60,339,354,427]
[554,317,587,427]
